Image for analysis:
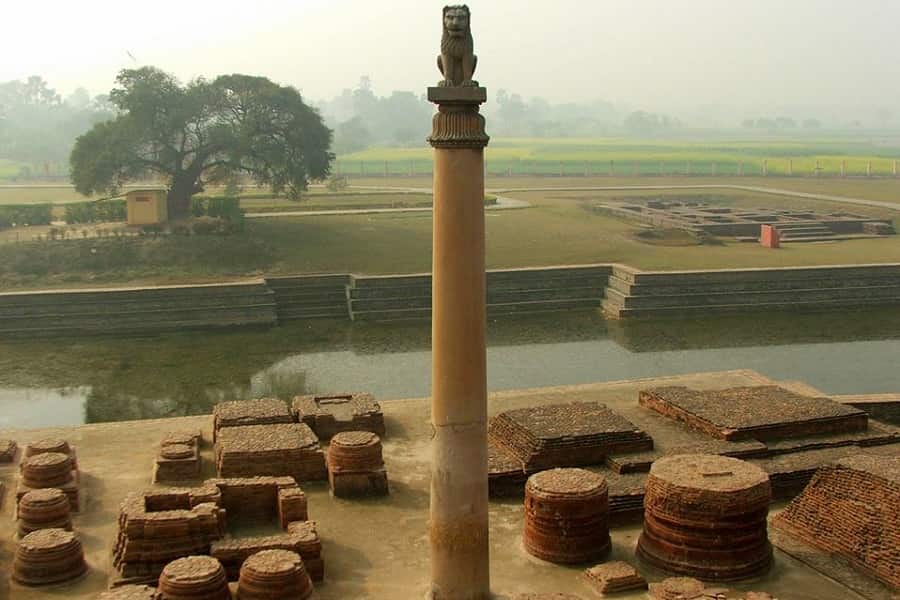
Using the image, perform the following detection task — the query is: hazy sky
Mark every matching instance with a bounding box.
[2,0,898,110]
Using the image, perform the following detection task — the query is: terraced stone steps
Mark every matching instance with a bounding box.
[265,275,351,321]
[606,274,900,296]
[349,266,611,322]
[603,263,900,318]
[0,282,277,337]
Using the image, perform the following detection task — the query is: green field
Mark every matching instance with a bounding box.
[0,159,26,180]
[336,137,900,177]
[1,176,899,290]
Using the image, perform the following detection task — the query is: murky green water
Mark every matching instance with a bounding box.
[1,307,899,429]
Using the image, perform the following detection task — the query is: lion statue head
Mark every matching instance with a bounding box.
[442,5,471,39]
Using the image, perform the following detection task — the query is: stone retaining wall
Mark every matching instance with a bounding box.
[602,263,900,318]
[2,262,899,335]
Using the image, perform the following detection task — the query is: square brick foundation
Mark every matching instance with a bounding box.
[639,386,868,441]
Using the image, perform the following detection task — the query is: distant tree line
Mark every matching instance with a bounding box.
[0,76,114,172]
[741,117,822,130]
[317,76,692,151]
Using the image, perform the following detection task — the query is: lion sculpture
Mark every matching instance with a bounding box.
[438,5,478,87]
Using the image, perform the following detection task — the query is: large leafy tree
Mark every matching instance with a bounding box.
[70,67,333,216]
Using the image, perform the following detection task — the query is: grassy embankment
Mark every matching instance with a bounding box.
[0,176,898,291]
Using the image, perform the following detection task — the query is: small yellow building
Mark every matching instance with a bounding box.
[125,188,168,226]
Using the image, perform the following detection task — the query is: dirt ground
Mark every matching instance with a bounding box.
[0,370,890,599]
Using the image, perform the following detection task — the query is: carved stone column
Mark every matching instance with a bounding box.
[427,83,491,600]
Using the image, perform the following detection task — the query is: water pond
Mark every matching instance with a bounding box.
[1,307,899,429]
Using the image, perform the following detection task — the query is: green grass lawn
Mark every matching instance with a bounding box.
[0,186,95,205]
[1,178,899,291]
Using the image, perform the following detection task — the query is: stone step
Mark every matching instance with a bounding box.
[351,287,606,312]
[265,275,351,289]
[602,295,900,318]
[774,224,833,232]
[352,298,603,321]
[0,293,275,317]
[611,264,900,286]
[606,274,900,296]
[0,313,277,338]
[0,284,273,308]
[605,284,900,310]
[277,305,349,320]
[348,276,609,300]
[0,303,278,328]
[272,289,348,303]
[780,230,835,239]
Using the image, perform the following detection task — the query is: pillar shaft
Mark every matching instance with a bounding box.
[427,86,490,600]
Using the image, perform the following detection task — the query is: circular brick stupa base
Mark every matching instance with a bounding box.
[524,468,611,564]
[637,454,773,581]
[21,452,74,488]
[12,528,88,586]
[158,556,232,600]
[327,431,388,497]
[100,584,163,599]
[17,487,73,537]
[237,549,314,599]
[25,438,71,457]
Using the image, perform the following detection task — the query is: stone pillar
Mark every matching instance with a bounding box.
[867,161,873,177]
[685,161,691,176]
[608,160,614,176]
[841,160,846,177]
[763,159,768,176]
[894,160,898,177]
[788,159,793,176]
[427,85,491,600]
[738,162,744,176]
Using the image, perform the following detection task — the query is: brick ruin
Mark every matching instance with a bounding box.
[236,549,313,600]
[13,527,88,587]
[111,477,321,587]
[772,454,900,591]
[292,393,386,439]
[648,577,775,600]
[599,199,896,241]
[215,423,327,482]
[489,401,653,471]
[326,431,389,497]
[157,555,231,600]
[213,398,294,442]
[523,468,611,564]
[583,560,647,595]
[639,386,869,441]
[17,448,80,511]
[112,486,227,586]
[513,595,584,600]
[17,487,73,537]
[637,455,773,581]
[211,521,323,583]
[0,437,18,462]
[99,585,162,599]
[154,430,202,484]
